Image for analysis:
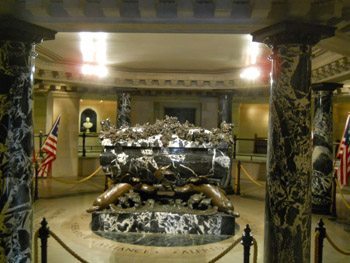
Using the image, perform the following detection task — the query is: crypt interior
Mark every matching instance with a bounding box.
[1,1,350,263]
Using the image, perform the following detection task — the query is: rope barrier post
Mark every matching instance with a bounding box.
[330,174,337,218]
[242,224,253,263]
[235,161,241,195]
[38,218,50,263]
[34,159,39,201]
[39,131,43,158]
[233,135,237,159]
[82,132,86,157]
[315,219,326,263]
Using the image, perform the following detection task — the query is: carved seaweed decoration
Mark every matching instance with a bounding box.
[89,116,235,216]
[100,116,233,148]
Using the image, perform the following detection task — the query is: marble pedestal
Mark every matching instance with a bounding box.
[91,210,235,235]
[91,210,236,246]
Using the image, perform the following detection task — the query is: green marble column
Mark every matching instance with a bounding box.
[0,17,55,262]
[311,82,342,214]
[252,22,335,263]
[117,91,131,128]
[218,93,233,126]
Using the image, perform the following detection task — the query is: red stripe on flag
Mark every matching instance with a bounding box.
[38,115,61,177]
[336,115,350,187]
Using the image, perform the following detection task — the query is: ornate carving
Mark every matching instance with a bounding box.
[312,57,350,82]
[88,117,235,216]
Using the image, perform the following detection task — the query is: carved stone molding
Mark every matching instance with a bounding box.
[312,56,350,82]
[34,60,269,91]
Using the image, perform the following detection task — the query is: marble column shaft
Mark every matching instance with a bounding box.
[312,83,342,214]
[0,17,55,262]
[117,92,131,128]
[218,93,232,126]
[252,22,335,263]
[0,40,35,263]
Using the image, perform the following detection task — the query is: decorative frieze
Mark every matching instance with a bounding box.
[34,67,248,90]
[312,57,350,82]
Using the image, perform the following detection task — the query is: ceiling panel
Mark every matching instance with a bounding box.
[39,32,270,72]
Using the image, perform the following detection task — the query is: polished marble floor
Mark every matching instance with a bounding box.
[33,176,350,263]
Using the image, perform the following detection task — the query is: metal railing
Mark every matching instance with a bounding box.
[78,132,101,157]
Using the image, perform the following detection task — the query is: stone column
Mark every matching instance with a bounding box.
[312,82,342,214]
[252,22,334,263]
[117,91,131,128]
[0,17,55,262]
[218,93,232,126]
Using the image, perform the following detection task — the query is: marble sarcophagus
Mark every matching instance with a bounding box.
[88,117,238,240]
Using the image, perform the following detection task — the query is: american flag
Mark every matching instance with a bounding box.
[336,114,350,187]
[38,115,61,177]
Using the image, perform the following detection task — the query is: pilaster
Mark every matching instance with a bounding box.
[46,91,79,178]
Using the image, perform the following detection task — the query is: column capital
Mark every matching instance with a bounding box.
[251,21,335,47]
[0,16,56,43]
[312,82,343,92]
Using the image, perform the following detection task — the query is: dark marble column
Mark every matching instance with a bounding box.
[0,17,55,262]
[218,93,232,127]
[252,22,335,263]
[117,91,131,128]
[311,82,342,214]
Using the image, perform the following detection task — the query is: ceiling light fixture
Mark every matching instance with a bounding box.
[250,42,260,65]
[80,32,108,78]
[240,66,261,80]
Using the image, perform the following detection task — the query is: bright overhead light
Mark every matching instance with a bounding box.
[95,65,108,77]
[240,66,261,80]
[250,42,260,65]
[80,32,108,77]
[81,64,108,78]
